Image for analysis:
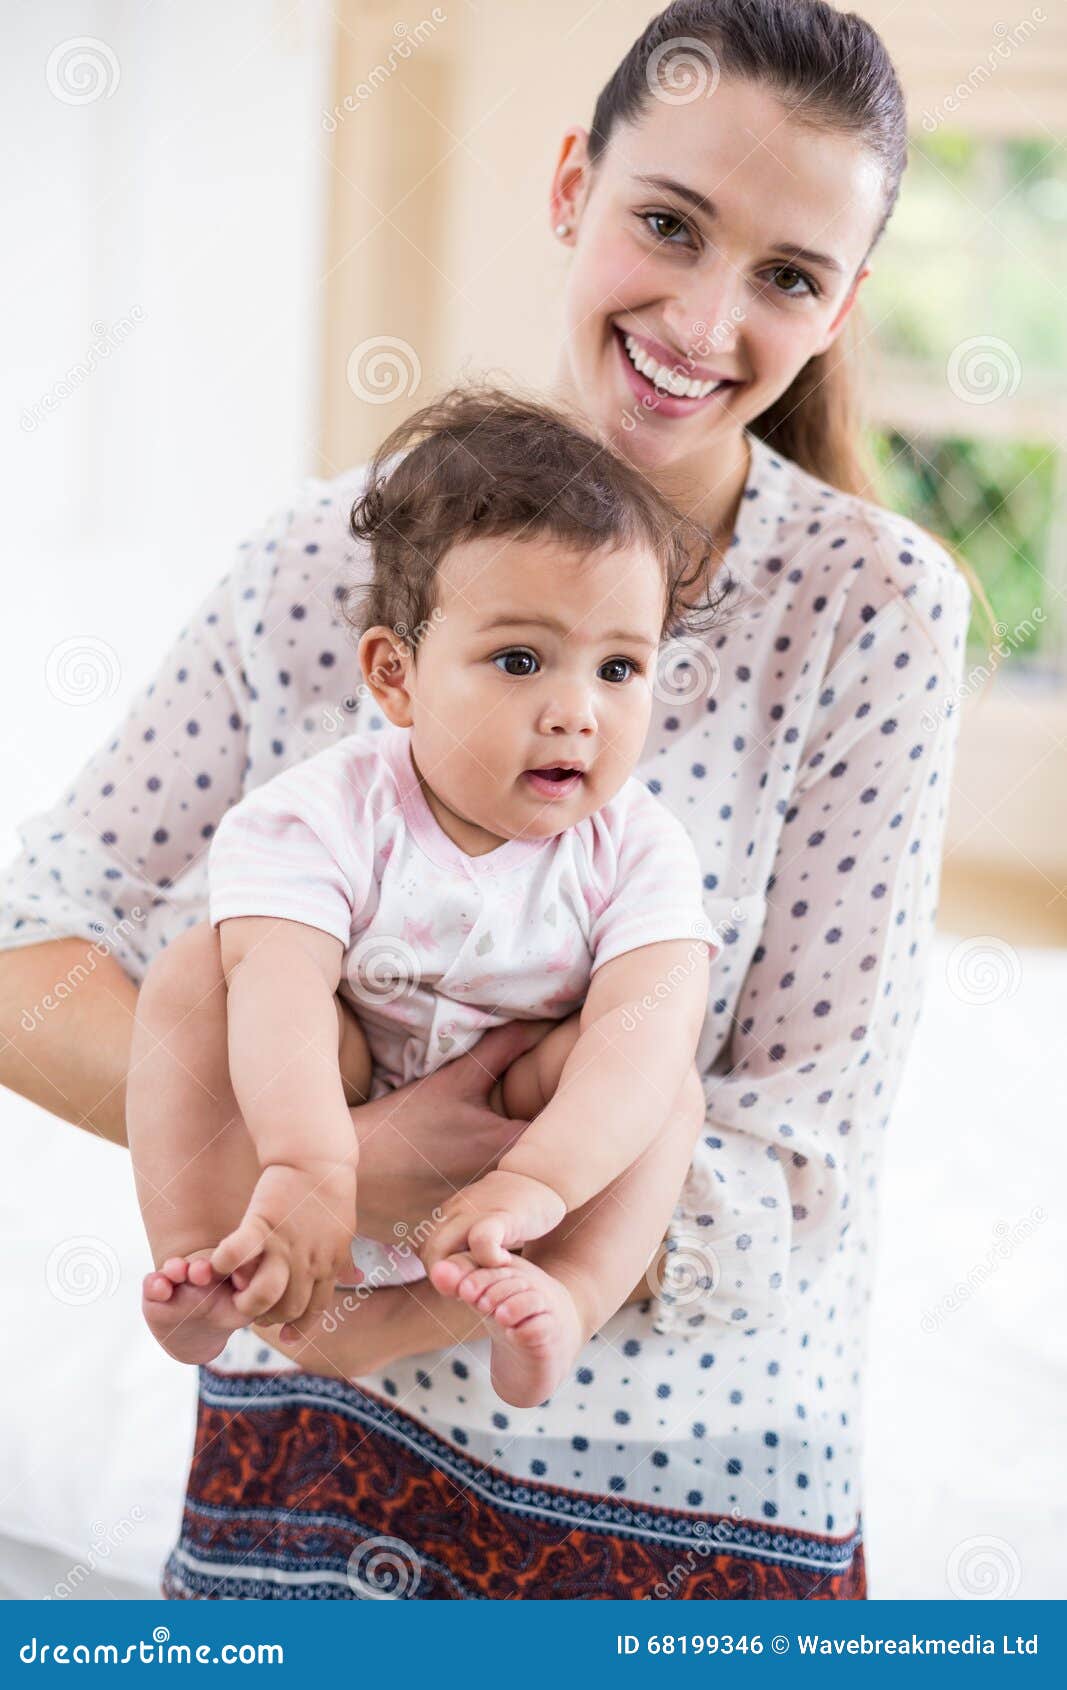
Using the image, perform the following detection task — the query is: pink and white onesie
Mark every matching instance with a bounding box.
[207,720,717,1285]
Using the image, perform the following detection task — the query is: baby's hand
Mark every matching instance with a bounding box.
[420,1169,566,1275]
[211,1160,357,1329]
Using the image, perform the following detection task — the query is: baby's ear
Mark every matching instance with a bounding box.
[358,626,415,727]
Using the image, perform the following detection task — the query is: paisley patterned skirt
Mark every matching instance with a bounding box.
[161,1366,867,1600]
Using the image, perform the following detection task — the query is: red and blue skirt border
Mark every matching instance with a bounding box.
[161,1367,866,1600]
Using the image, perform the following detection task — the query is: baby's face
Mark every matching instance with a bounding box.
[406,530,665,844]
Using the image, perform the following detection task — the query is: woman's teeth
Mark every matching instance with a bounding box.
[622,332,727,400]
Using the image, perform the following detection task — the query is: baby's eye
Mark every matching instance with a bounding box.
[493,648,539,677]
[599,656,637,684]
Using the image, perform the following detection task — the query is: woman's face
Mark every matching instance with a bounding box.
[551,76,885,491]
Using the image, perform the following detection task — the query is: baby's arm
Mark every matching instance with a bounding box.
[211,915,360,1323]
[421,936,710,1272]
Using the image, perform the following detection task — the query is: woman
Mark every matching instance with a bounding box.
[0,0,971,1599]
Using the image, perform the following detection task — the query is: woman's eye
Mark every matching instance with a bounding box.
[640,210,694,247]
[765,263,818,298]
[599,657,637,684]
[493,648,539,677]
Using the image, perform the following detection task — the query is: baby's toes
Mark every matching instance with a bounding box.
[474,1270,528,1315]
[456,1261,523,1306]
[491,1287,547,1328]
[186,1256,218,1288]
[142,1270,176,1304]
[160,1255,190,1284]
[429,1251,478,1297]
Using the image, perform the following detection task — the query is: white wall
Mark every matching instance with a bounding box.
[2,0,333,843]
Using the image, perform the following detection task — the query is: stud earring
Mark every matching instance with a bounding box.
[554,221,571,238]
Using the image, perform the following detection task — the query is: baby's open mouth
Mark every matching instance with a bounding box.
[522,765,585,798]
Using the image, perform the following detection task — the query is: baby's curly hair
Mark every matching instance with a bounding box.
[342,380,732,653]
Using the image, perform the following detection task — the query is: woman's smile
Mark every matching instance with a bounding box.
[611,320,743,418]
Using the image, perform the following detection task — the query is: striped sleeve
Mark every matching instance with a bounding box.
[585,782,718,973]
[208,748,372,947]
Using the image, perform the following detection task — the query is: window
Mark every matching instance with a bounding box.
[865,131,1067,673]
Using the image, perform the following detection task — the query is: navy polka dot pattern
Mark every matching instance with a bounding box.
[0,431,971,1539]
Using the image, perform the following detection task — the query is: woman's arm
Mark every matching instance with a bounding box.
[654,545,973,1335]
[256,1250,657,1380]
[0,937,137,1145]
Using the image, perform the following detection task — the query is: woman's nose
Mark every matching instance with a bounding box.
[665,269,743,363]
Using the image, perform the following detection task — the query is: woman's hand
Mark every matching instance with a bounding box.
[347,1019,552,1245]
[251,1275,487,1380]
[252,1266,655,1381]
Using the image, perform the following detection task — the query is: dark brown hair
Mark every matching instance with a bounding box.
[344,380,733,650]
[587,0,907,499]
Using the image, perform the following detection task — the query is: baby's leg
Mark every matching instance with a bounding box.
[128,922,264,1362]
[489,1013,581,1119]
[440,1064,706,1408]
[128,922,372,1362]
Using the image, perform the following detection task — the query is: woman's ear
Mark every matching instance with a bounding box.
[550,126,590,240]
[814,265,870,357]
[358,627,415,727]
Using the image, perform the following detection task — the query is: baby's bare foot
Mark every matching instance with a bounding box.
[142,1248,248,1364]
[430,1250,582,1408]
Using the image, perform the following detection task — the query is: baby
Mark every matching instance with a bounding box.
[128,384,721,1408]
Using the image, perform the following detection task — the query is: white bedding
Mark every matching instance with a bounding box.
[1,932,1063,1599]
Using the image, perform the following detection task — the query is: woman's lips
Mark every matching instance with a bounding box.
[612,323,738,418]
[522,768,584,801]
